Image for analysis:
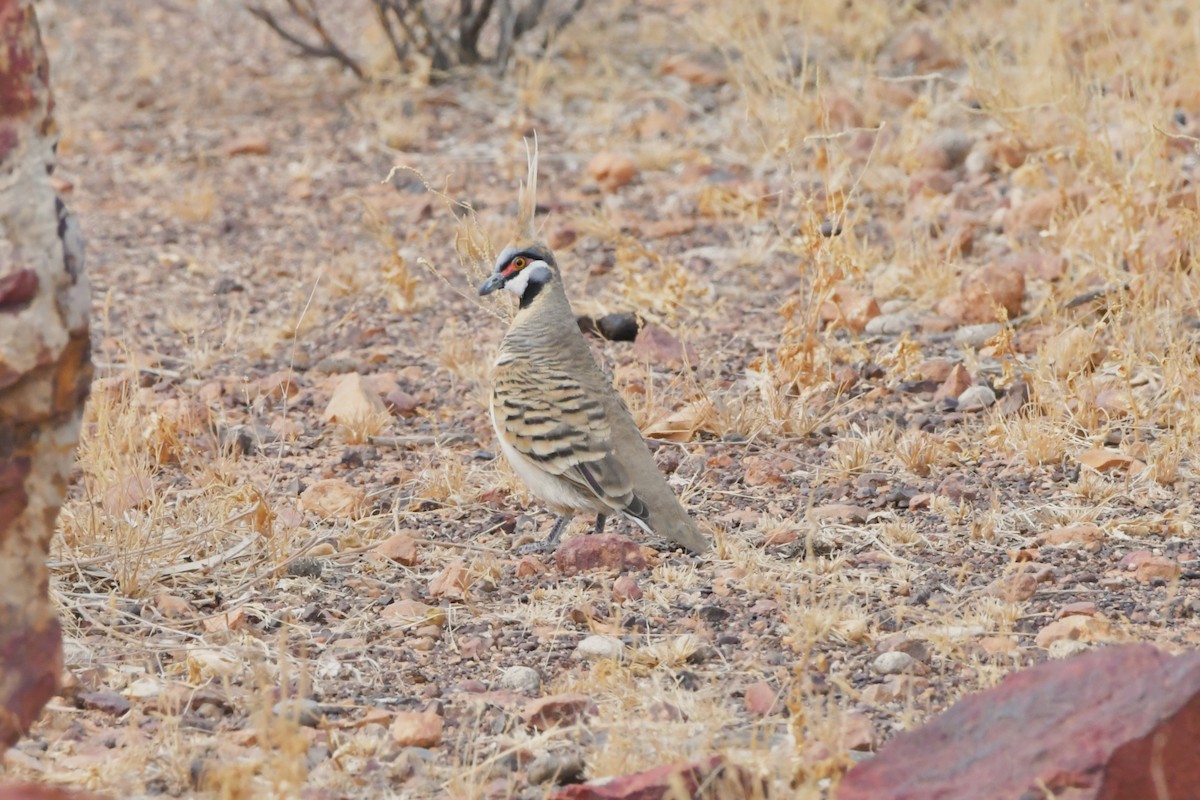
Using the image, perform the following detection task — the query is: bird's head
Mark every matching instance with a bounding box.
[478,238,557,308]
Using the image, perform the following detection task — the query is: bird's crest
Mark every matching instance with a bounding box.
[516,135,538,241]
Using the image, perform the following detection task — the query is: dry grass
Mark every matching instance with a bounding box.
[15,0,1200,796]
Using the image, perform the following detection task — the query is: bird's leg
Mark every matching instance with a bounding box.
[545,514,571,547]
[593,513,607,534]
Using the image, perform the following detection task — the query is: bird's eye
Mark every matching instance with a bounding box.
[511,257,527,269]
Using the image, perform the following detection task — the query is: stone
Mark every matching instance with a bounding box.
[954,322,1003,349]
[556,534,647,575]
[933,363,973,401]
[865,311,922,335]
[1040,523,1103,547]
[299,479,365,520]
[612,574,643,602]
[1034,614,1110,649]
[839,645,1200,800]
[587,152,638,192]
[958,263,1025,323]
[522,693,597,731]
[498,666,542,695]
[1135,556,1181,584]
[631,322,697,369]
[371,530,419,566]
[390,709,443,747]
[596,312,640,342]
[550,755,762,800]
[956,384,996,411]
[528,751,587,786]
[1078,448,1145,474]
[428,558,472,600]
[872,651,916,675]
[743,681,782,717]
[575,635,625,662]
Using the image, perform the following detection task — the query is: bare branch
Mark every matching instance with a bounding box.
[247,3,365,79]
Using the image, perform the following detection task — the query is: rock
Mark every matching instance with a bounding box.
[1034,614,1110,649]
[371,530,419,566]
[840,711,877,751]
[1040,523,1103,547]
[380,599,443,627]
[273,698,325,728]
[953,323,1002,349]
[522,693,598,731]
[498,666,542,695]
[865,311,921,335]
[428,558,472,600]
[916,358,954,382]
[917,129,974,171]
[872,651,916,675]
[224,133,271,156]
[550,755,762,800]
[890,25,956,70]
[612,574,643,602]
[576,635,625,662]
[820,287,881,332]
[956,384,996,411]
[299,479,365,520]
[587,153,638,192]
[839,644,1200,800]
[1007,189,1062,234]
[812,504,869,524]
[1048,639,1091,659]
[323,372,389,438]
[1134,556,1181,584]
[528,751,587,786]
[933,363,973,401]
[0,786,106,800]
[102,474,155,516]
[556,534,647,575]
[997,379,1031,416]
[660,54,727,87]
[1078,448,1145,474]
[385,388,421,416]
[390,709,443,747]
[596,312,641,342]
[957,263,1025,323]
[78,691,132,716]
[631,322,697,369]
[743,681,782,717]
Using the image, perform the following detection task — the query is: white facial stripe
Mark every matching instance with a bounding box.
[504,261,551,298]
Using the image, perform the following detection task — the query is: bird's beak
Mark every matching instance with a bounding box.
[479,273,507,296]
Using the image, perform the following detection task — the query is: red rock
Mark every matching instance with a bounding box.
[1078,447,1144,473]
[631,322,697,369]
[516,556,548,577]
[522,693,597,731]
[812,504,868,524]
[956,263,1025,323]
[612,574,643,602]
[1040,523,1103,546]
[1007,189,1062,234]
[1034,614,1110,649]
[0,785,106,800]
[587,153,638,192]
[550,755,762,800]
[743,681,781,717]
[371,531,419,566]
[429,558,472,600]
[916,358,954,382]
[224,133,271,156]
[555,534,646,575]
[838,644,1200,800]
[659,54,727,87]
[384,389,420,416]
[1134,556,1180,584]
[933,363,973,401]
[390,709,443,747]
[1057,601,1098,618]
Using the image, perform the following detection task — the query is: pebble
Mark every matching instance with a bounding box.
[272,698,324,727]
[527,752,586,786]
[872,651,916,675]
[956,384,997,411]
[954,323,1002,349]
[498,666,542,694]
[575,634,625,661]
[865,311,921,336]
